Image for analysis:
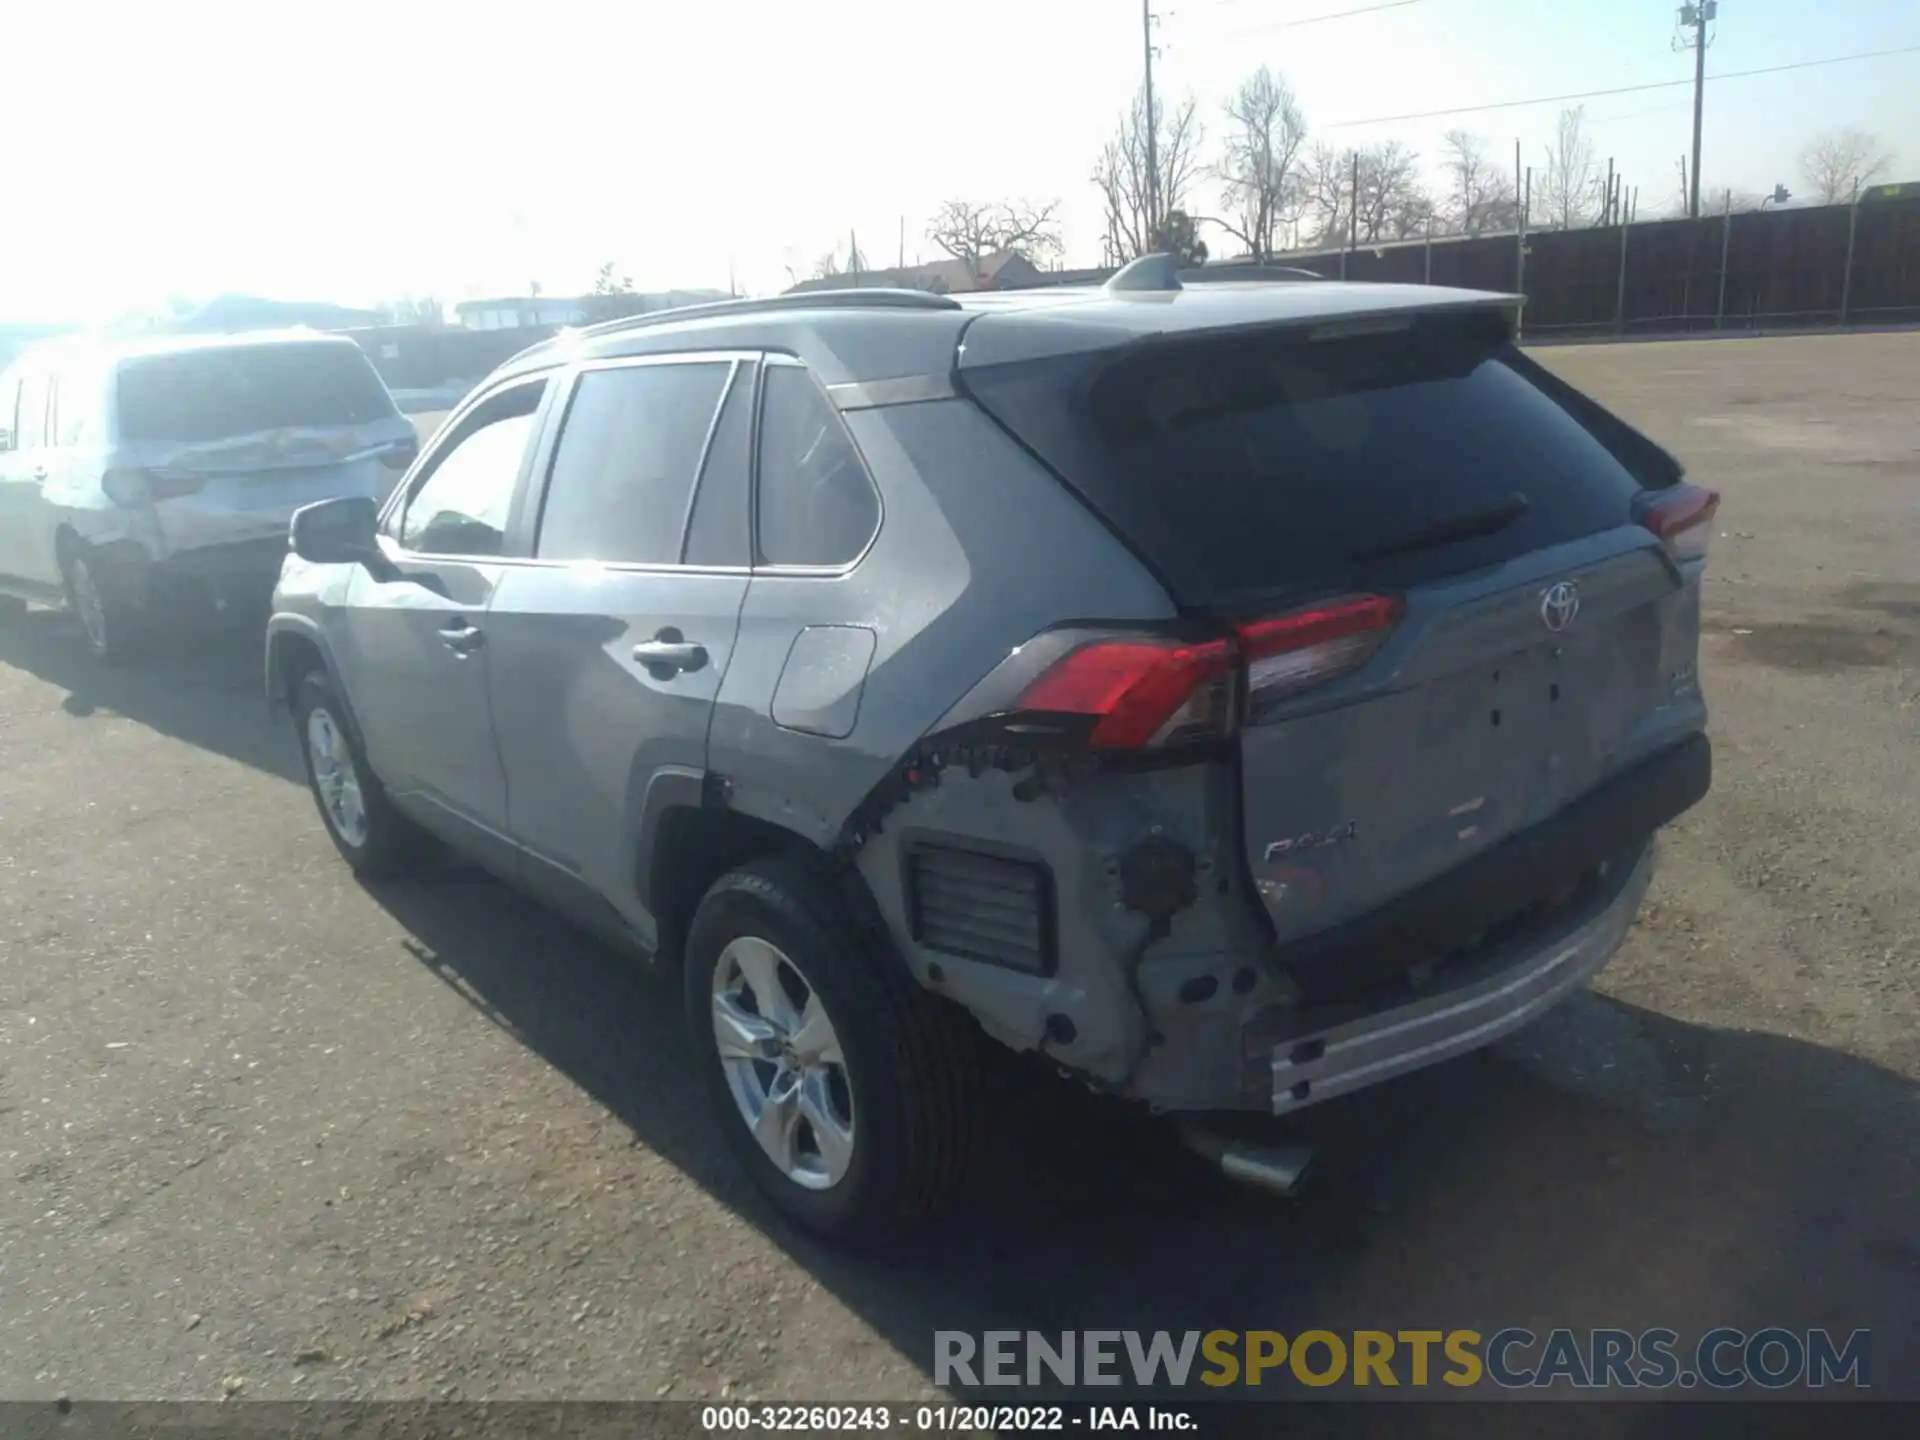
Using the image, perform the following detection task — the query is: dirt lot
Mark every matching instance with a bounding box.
[1,334,1915,1406]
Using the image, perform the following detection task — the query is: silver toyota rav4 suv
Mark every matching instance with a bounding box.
[266,260,1714,1242]
[0,329,415,661]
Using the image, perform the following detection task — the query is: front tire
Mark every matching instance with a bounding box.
[61,545,143,664]
[684,854,983,1244]
[292,670,428,878]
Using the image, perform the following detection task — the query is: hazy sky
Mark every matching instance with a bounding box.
[4,0,1915,322]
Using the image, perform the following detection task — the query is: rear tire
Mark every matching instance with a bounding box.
[683,853,983,1244]
[292,669,429,878]
[60,545,143,665]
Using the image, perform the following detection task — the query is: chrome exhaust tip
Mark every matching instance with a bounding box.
[1179,1125,1316,1197]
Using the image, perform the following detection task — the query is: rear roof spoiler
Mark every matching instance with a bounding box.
[1106,253,1328,293]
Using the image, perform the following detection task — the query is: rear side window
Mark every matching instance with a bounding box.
[535,361,731,564]
[966,314,1656,606]
[12,371,50,449]
[115,342,396,444]
[755,364,879,568]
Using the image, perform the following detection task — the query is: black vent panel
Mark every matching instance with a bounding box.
[907,845,1055,975]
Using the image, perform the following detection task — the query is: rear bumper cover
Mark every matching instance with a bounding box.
[1263,838,1653,1113]
[1125,732,1708,1113]
[1278,731,1713,1004]
[96,537,289,607]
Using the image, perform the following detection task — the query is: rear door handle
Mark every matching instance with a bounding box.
[632,636,708,675]
[439,618,484,655]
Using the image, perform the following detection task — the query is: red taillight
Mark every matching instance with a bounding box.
[1015,636,1236,750]
[101,467,204,505]
[149,470,207,501]
[1238,593,1402,707]
[1639,482,1719,563]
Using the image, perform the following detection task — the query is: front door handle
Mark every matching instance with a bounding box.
[633,633,708,676]
[439,618,484,655]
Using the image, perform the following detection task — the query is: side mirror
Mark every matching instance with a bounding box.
[290,496,388,573]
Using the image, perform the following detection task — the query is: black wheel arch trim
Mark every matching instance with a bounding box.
[264,614,358,736]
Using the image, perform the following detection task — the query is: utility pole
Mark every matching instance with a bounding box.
[1676,2,1717,219]
[1142,0,1160,243]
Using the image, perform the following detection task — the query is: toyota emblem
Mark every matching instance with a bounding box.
[1540,580,1581,632]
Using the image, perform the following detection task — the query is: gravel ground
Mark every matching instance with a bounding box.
[0,334,1915,1405]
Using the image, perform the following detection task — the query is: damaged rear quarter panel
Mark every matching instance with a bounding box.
[710,394,1274,1089]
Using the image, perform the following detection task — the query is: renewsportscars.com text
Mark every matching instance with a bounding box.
[934,1328,1871,1391]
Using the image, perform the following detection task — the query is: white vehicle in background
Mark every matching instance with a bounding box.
[0,330,417,662]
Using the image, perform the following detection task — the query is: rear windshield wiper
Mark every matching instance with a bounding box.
[1347,493,1530,563]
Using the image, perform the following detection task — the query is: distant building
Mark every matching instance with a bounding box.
[163,294,386,333]
[454,289,733,330]
[785,248,1046,295]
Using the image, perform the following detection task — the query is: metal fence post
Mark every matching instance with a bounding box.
[1716,190,1732,329]
[1424,217,1433,284]
[1616,187,1632,334]
[1840,190,1860,326]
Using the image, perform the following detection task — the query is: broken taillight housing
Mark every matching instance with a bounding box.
[1015,635,1238,750]
[1008,594,1401,752]
[1238,593,1403,711]
[1638,482,1719,563]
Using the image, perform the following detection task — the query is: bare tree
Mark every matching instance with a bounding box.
[803,234,869,281]
[1540,106,1600,229]
[1213,66,1309,260]
[1440,129,1517,236]
[1302,142,1351,247]
[927,199,1064,276]
[1303,141,1430,247]
[1800,128,1894,205]
[1092,88,1205,263]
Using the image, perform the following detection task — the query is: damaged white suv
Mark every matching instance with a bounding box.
[0,329,416,661]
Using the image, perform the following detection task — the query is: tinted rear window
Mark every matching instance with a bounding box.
[116,343,395,444]
[965,313,1665,606]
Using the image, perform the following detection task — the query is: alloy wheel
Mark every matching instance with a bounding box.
[68,556,109,653]
[710,936,856,1190]
[306,707,370,848]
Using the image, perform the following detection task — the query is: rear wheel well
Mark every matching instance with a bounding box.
[649,808,815,966]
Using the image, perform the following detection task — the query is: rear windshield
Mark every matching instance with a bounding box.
[964,312,1675,607]
[115,343,396,444]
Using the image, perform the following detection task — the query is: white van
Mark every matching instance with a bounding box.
[0,329,417,661]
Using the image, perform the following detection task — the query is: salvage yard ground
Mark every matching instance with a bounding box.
[0,333,1915,1404]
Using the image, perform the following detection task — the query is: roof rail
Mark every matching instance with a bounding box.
[575,287,961,340]
[1181,264,1326,284]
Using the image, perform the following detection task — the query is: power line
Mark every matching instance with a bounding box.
[1179,0,1419,15]
[1323,42,1920,128]
[1213,0,1424,40]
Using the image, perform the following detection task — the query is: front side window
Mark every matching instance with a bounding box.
[535,361,732,564]
[397,383,545,557]
[755,363,880,567]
